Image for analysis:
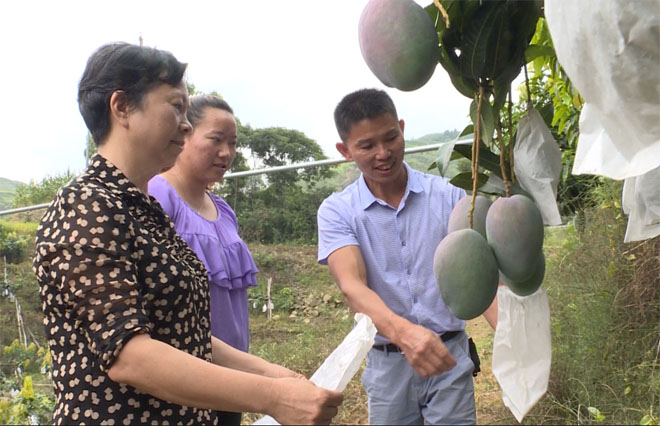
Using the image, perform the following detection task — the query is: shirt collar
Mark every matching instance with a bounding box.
[86,153,154,205]
[357,162,423,210]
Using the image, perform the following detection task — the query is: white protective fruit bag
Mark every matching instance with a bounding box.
[545,0,660,180]
[253,313,377,425]
[622,165,660,243]
[513,107,563,226]
[492,286,552,423]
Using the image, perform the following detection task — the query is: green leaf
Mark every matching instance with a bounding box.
[587,407,605,422]
[478,173,530,197]
[494,1,542,87]
[640,414,658,425]
[453,143,509,179]
[492,83,509,114]
[459,124,474,137]
[470,97,495,145]
[525,44,555,63]
[450,151,464,161]
[434,141,459,177]
[438,44,479,98]
[449,172,489,191]
[459,1,505,81]
[482,5,513,82]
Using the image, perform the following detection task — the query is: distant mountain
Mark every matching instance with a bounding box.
[405,130,459,175]
[406,130,460,147]
[0,177,22,210]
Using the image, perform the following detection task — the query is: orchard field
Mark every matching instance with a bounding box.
[0,178,659,424]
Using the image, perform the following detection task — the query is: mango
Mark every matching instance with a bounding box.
[358,0,439,91]
[500,252,545,297]
[433,229,499,320]
[448,195,492,239]
[485,194,544,282]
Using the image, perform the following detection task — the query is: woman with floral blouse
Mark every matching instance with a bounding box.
[33,42,342,426]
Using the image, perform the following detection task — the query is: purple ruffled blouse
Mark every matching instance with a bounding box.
[148,175,258,352]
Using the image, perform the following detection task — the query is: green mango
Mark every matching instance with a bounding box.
[433,228,499,320]
[359,0,439,91]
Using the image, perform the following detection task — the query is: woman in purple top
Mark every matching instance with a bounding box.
[149,95,273,425]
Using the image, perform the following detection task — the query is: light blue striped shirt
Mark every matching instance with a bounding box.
[318,163,466,345]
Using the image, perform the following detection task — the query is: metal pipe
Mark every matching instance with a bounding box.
[0,140,468,216]
[222,141,455,179]
[0,203,51,217]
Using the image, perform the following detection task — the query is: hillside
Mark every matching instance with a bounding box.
[0,177,22,210]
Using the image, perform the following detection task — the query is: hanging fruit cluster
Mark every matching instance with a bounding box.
[357,0,555,319]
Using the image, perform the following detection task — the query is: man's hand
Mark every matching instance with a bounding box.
[269,378,343,425]
[396,323,456,377]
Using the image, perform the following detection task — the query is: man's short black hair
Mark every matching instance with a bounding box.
[334,88,398,142]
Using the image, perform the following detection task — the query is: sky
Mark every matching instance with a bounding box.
[0,0,474,184]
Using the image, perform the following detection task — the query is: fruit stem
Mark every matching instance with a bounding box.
[470,86,484,229]
[496,119,510,197]
[433,0,450,28]
[507,88,516,183]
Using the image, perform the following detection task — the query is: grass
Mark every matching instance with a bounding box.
[527,182,660,425]
[243,182,659,425]
[1,182,658,425]
[244,244,518,425]
[0,221,38,235]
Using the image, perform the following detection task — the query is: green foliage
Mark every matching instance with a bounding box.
[426,0,541,135]
[0,341,54,425]
[1,262,45,349]
[0,221,38,236]
[2,341,50,377]
[0,178,22,211]
[429,15,599,217]
[12,171,76,208]
[83,133,97,162]
[235,185,333,245]
[244,126,332,189]
[214,125,336,245]
[537,179,660,425]
[0,224,29,264]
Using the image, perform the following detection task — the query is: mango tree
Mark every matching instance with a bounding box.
[358,0,555,316]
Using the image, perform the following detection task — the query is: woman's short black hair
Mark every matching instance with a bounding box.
[78,42,187,145]
[334,88,398,142]
[186,95,234,129]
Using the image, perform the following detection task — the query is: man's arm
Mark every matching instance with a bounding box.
[482,293,498,329]
[327,245,456,378]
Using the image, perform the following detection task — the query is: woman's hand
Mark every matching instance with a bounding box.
[265,363,306,380]
[268,378,343,425]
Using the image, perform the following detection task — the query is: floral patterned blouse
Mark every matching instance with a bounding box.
[33,154,218,425]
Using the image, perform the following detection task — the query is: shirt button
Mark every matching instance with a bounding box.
[407,270,412,275]
[401,241,406,246]
[413,297,419,304]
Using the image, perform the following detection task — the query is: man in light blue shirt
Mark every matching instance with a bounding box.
[318,89,497,425]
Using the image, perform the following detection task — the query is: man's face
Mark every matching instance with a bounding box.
[336,113,406,188]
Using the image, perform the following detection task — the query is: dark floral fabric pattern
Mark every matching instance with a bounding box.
[34,154,218,425]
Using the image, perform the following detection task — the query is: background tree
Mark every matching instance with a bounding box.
[11,171,76,208]
[84,133,97,163]
[217,126,336,245]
